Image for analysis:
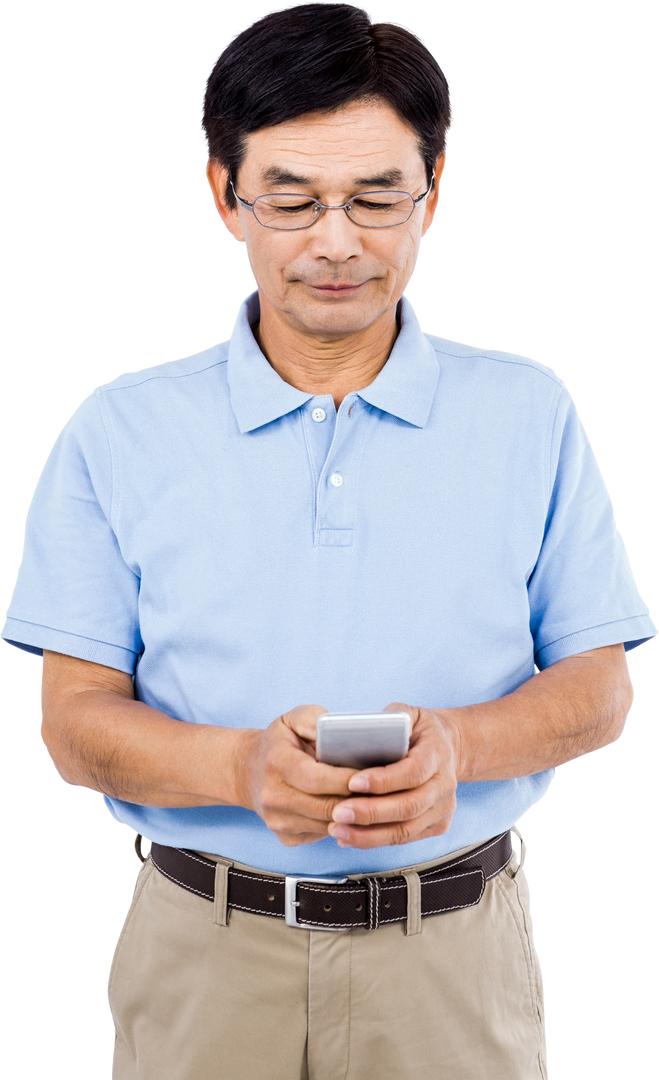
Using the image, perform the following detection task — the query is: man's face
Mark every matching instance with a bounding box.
[209,99,443,339]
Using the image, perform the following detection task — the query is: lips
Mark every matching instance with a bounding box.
[307,282,366,292]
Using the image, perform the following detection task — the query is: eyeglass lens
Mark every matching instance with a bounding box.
[251,191,417,229]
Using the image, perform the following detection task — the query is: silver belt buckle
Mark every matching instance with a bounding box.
[284,875,349,930]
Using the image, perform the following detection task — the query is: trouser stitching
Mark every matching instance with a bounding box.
[494,874,540,1021]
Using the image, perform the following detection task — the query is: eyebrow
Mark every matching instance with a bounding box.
[260,166,407,189]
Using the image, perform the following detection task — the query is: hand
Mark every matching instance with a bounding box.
[235,704,357,847]
[326,704,462,849]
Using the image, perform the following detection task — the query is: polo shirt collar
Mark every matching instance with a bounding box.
[227,292,439,433]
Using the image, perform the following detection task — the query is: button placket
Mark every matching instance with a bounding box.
[315,396,367,548]
[301,397,336,491]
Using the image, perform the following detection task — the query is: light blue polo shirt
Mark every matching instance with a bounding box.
[4,294,654,874]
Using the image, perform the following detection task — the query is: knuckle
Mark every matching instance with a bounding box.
[404,793,426,820]
[429,813,450,837]
[363,771,385,795]
[276,833,298,847]
[262,757,282,785]
[263,811,288,833]
[436,787,457,816]
[320,796,339,820]
[303,763,328,795]
[260,785,287,812]
[421,820,449,840]
[406,758,429,789]
[268,814,321,845]
[393,821,415,845]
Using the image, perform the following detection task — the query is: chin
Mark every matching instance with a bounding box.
[288,292,390,335]
[301,311,382,336]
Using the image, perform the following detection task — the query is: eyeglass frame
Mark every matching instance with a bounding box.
[228,173,435,231]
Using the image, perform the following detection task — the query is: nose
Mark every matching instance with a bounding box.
[306,206,363,262]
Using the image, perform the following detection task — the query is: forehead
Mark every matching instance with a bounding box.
[241,99,424,183]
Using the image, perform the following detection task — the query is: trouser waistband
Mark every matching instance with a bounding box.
[146,831,513,931]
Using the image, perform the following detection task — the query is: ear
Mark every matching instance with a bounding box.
[420,153,446,237]
[206,160,246,243]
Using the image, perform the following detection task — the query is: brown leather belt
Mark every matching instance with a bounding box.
[148,831,512,931]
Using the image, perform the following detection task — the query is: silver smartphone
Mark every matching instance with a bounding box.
[315,711,411,770]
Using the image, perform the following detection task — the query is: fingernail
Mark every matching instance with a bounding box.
[330,825,350,840]
[333,806,355,824]
[349,776,370,793]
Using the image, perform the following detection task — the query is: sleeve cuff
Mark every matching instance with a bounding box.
[535,614,657,669]
[1,618,138,675]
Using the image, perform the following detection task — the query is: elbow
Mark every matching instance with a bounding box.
[596,652,635,747]
[603,671,634,747]
[604,712,626,747]
[620,672,634,729]
[39,712,84,790]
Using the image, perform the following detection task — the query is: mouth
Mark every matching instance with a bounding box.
[306,281,367,296]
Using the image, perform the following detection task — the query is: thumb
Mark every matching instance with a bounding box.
[383,702,417,723]
[280,704,328,743]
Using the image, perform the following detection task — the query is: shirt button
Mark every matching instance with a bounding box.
[312,408,327,422]
[330,473,344,488]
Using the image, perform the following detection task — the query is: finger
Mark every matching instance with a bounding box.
[265,809,333,846]
[332,777,452,827]
[261,774,351,825]
[276,830,328,847]
[383,702,418,721]
[328,805,455,849]
[263,788,360,842]
[278,741,357,796]
[272,820,331,846]
[280,704,327,743]
[347,741,439,795]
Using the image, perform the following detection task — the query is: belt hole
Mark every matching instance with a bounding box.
[355,902,363,911]
[384,900,391,908]
[324,903,332,912]
[267,894,275,902]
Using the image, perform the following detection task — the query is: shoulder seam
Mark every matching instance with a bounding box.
[423,334,566,390]
[89,343,227,395]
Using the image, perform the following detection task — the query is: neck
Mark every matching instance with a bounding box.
[253,293,400,409]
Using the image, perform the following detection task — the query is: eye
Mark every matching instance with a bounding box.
[261,196,318,214]
[354,198,395,211]
[277,201,316,214]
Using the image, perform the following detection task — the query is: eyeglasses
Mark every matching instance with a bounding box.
[229,175,434,231]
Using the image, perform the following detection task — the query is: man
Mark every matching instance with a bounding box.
[3,3,654,1078]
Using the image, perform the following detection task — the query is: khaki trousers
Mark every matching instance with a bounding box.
[110,843,546,1080]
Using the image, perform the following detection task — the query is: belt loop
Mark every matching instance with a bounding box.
[130,829,148,864]
[509,826,526,878]
[213,857,234,927]
[365,877,382,930]
[402,870,422,936]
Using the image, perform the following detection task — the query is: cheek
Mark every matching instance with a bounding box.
[369,232,418,274]
[247,234,310,277]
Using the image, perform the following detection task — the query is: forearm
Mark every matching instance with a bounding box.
[446,645,633,783]
[42,652,259,807]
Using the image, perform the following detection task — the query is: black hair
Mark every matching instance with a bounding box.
[203,3,451,207]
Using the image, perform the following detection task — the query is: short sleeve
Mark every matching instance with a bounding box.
[529,387,655,669]
[3,394,142,674]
